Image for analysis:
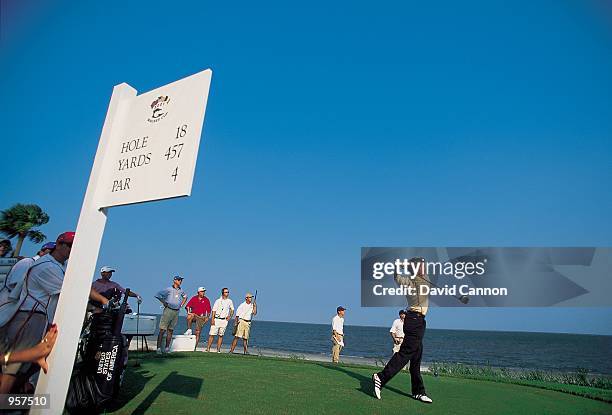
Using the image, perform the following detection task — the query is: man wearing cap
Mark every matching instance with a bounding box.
[154,276,187,354]
[331,306,346,363]
[390,310,406,354]
[206,288,234,353]
[184,287,211,348]
[229,292,257,355]
[90,266,142,313]
[0,239,12,258]
[2,242,55,293]
[0,232,109,393]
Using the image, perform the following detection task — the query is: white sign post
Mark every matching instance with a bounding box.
[33,69,212,414]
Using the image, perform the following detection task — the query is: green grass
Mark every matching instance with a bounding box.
[429,362,612,402]
[106,352,612,415]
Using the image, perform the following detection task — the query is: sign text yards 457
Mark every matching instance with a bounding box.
[96,70,212,208]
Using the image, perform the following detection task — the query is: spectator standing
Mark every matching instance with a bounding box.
[331,306,346,363]
[229,292,257,354]
[184,287,211,348]
[206,288,234,353]
[154,276,187,354]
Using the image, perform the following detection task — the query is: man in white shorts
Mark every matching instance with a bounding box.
[206,287,234,353]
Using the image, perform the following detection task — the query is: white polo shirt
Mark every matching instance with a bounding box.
[3,255,38,291]
[19,255,66,321]
[236,301,254,320]
[390,318,404,339]
[212,297,234,319]
[332,315,344,335]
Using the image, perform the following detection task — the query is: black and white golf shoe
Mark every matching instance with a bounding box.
[372,373,382,400]
[413,394,433,403]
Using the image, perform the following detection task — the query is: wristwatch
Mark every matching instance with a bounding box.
[3,351,11,368]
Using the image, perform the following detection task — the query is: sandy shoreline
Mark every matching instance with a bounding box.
[128,336,428,370]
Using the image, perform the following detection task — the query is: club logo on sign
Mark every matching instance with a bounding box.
[147,95,170,123]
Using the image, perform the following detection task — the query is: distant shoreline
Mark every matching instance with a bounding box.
[136,313,612,337]
[129,338,394,368]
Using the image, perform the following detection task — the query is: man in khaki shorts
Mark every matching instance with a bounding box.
[229,292,257,354]
[331,306,346,363]
[390,309,406,354]
[184,287,211,348]
[155,276,187,354]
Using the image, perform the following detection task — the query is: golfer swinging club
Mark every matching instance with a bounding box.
[372,257,433,404]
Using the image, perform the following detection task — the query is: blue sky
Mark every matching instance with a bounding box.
[2,0,611,334]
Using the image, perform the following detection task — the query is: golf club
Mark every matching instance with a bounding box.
[249,289,258,346]
[134,299,141,367]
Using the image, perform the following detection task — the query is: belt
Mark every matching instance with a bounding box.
[166,307,180,311]
[215,316,226,319]
[240,318,251,322]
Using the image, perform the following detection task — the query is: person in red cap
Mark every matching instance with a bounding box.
[0,232,109,394]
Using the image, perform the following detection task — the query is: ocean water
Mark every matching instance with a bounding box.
[142,315,612,375]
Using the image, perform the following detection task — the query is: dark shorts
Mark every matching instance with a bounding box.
[0,312,47,376]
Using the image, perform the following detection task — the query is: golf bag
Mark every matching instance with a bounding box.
[65,289,131,413]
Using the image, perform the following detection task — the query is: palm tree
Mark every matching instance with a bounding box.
[0,204,50,257]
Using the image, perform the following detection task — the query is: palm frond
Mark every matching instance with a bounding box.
[0,203,50,242]
[27,230,46,244]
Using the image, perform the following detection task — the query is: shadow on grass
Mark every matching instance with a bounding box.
[316,363,412,399]
[130,371,203,414]
[105,366,155,412]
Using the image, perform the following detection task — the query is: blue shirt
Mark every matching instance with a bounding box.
[155,286,187,310]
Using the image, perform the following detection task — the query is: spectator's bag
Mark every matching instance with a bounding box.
[65,290,131,413]
[65,334,126,413]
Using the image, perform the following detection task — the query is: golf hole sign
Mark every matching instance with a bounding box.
[96,69,212,208]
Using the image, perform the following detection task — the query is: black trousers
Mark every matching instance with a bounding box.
[377,312,426,395]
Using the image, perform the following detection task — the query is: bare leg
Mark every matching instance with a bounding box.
[195,330,201,348]
[243,338,248,354]
[230,337,238,353]
[0,374,16,394]
[157,329,166,350]
[217,335,223,352]
[165,329,174,349]
[186,315,193,331]
[206,335,214,351]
